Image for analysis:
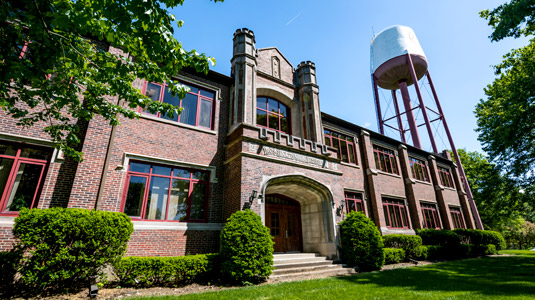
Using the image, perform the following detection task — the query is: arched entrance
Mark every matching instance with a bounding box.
[265,195,302,253]
[261,175,337,258]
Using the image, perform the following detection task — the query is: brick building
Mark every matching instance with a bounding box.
[0,28,475,258]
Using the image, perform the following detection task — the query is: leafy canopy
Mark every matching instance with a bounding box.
[476,1,535,185]
[0,0,220,161]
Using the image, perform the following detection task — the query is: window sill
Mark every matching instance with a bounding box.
[376,170,402,179]
[0,216,16,226]
[132,220,223,231]
[414,179,432,186]
[139,114,217,135]
[340,162,360,169]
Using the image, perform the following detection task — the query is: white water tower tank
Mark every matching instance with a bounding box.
[371,25,428,90]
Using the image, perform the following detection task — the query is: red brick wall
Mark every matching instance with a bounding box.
[126,229,220,256]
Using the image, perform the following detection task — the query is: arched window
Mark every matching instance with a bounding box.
[256,97,290,134]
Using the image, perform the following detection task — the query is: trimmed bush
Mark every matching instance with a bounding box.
[220,209,273,284]
[415,245,428,260]
[471,244,497,256]
[382,234,422,260]
[417,229,461,247]
[113,254,218,287]
[384,248,405,265]
[339,212,384,271]
[13,208,133,290]
[0,250,22,288]
[454,229,506,250]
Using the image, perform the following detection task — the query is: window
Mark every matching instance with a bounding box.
[0,142,50,213]
[450,207,466,229]
[383,198,410,229]
[421,203,441,229]
[409,156,429,182]
[122,161,210,221]
[345,192,364,214]
[438,167,454,188]
[373,145,398,174]
[256,97,290,134]
[324,129,357,164]
[142,81,215,129]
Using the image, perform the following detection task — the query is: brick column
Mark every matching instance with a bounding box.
[398,145,424,229]
[359,130,387,228]
[427,155,454,229]
[450,163,476,229]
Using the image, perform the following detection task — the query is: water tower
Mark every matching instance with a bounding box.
[370,25,483,229]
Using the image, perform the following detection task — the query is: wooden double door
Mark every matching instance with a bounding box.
[265,195,302,253]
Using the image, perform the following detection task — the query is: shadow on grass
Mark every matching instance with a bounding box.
[336,256,535,297]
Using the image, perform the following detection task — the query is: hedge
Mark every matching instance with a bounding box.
[113,254,218,287]
[418,229,503,260]
[382,234,422,260]
[454,229,506,250]
[12,208,134,290]
[384,248,405,265]
[339,212,384,271]
[220,209,274,284]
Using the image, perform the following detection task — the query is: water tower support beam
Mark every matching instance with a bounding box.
[406,54,439,153]
[372,75,385,135]
[391,90,406,143]
[425,71,484,230]
[398,80,422,149]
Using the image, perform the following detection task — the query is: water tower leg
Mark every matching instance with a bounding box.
[406,54,439,153]
[426,71,484,230]
[398,80,422,149]
[372,75,385,135]
[391,90,406,143]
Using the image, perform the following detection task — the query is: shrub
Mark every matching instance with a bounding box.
[481,231,506,250]
[220,209,273,284]
[0,250,22,288]
[13,208,133,290]
[382,234,422,260]
[384,248,405,265]
[415,245,428,260]
[426,245,443,260]
[113,254,218,287]
[339,212,384,271]
[471,244,497,256]
[417,229,461,247]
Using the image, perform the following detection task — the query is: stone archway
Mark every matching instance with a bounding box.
[260,174,337,258]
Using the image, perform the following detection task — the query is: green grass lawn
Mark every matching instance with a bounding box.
[132,253,535,300]
[500,249,535,256]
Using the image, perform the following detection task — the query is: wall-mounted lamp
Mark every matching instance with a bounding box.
[337,201,345,217]
[249,190,259,205]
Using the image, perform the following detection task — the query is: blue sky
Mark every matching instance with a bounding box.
[170,0,528,153]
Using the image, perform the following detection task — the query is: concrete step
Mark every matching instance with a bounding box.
[270,266,356,281]
[273,257,329,266]
[274,259,333,269]
[273,253,318,261]
[272,263,343,275]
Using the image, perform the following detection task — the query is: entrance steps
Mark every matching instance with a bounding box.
[270,253,356,282]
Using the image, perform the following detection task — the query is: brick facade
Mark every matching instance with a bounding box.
[0,28,477,256]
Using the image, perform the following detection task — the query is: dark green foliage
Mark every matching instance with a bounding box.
[339,212,384,271]
[471,244,498,256]
[382,234,423,260]
[13,208,133,290]
[220,209,274,284]
[454,229,506,250]
[0,250,22,288]
[383,248,405,265]
[415,245,428,260]
[113,254,218,287]
[417,229,461,247]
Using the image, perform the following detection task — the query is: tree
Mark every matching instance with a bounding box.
[476,1,535,185]
[0,0,219,161]
[456,149,525,229]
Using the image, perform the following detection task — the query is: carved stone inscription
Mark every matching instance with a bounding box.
[248,143,338,171]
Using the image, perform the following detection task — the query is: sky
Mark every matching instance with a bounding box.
[169,0,528,154]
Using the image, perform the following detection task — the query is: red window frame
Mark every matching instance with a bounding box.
[421,203,441,229]
[0,143,50,215]
[450,207,466,229]
[383,198,410,229]
[409,156,430,182]
[121,161,210,222]
[373,145,398,174]
[141,80,215,129]
[344,192,364,214]
[256,97,291,134]
[324,129,358,165]
[438,167,455,188]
